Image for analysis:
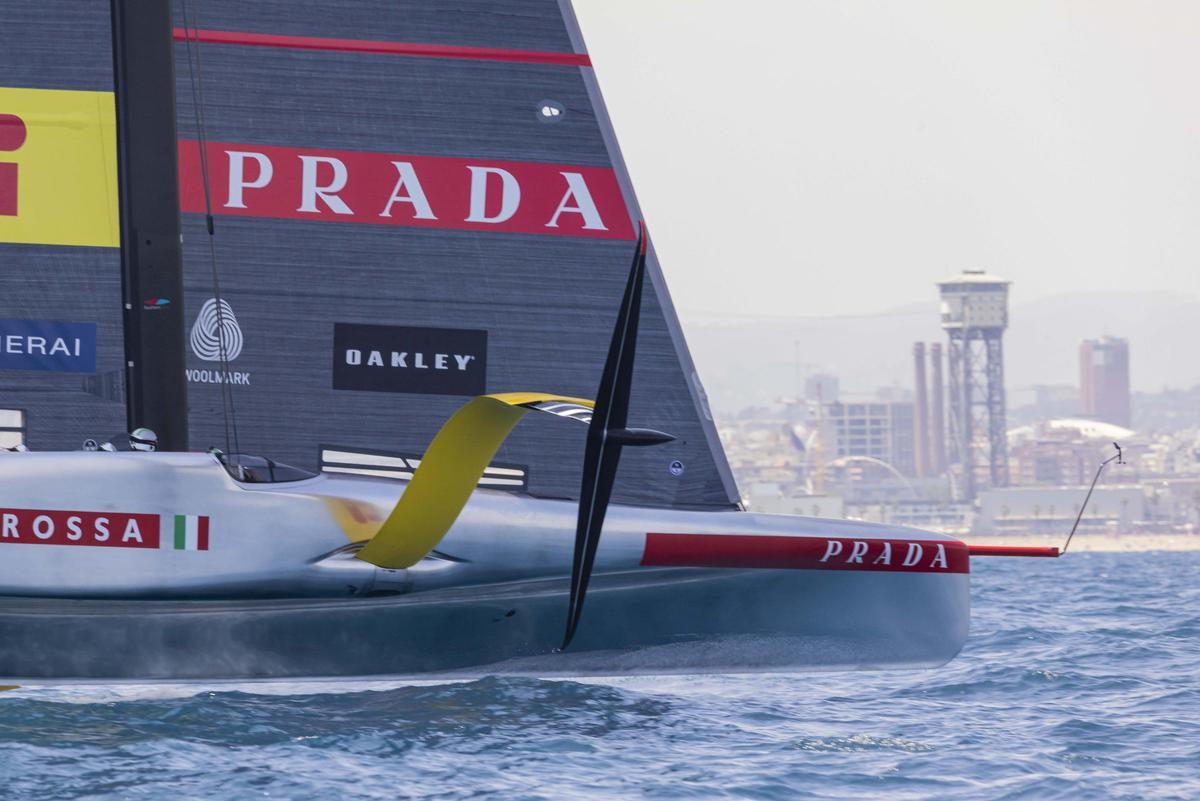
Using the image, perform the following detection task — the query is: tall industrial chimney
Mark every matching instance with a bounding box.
[930,342,946,475]
[913,342,930,478]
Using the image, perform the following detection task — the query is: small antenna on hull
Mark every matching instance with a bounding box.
[1061,442,1124,555]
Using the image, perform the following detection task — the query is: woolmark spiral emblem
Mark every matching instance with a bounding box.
[189,298,243,362]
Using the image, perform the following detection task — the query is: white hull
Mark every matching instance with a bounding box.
[0,452,971,679]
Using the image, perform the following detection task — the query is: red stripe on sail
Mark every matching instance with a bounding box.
[172,28,591,67]
[641,533,970,574]
[197,516,210,551]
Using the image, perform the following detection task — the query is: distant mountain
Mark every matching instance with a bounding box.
[682,290,1200,415]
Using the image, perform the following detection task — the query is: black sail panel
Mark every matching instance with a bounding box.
[174,0,738,508]
[0,1,127,449]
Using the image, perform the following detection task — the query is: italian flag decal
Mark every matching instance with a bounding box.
[171,514,210,551]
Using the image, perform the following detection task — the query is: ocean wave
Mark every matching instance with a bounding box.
[1,552,1198,800]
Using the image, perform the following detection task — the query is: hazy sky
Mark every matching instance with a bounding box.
[573,1,1200,319]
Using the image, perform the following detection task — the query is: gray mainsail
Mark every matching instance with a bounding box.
[0,1,126,448]
[0,1,736,508]
[173,1,738,508]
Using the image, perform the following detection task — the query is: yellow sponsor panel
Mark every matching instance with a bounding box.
[0,87,119,248]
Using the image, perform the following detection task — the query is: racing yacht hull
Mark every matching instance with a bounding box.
[0,452,970,680]
[0,567,967,680]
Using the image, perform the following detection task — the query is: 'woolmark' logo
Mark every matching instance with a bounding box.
[190,298,243,361]
[187,298,250,386]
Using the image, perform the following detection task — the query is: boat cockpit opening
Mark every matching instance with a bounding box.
[217,452,318,484]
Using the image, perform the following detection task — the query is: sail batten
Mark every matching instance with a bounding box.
[172,28,592,67]
[165,0,579,53]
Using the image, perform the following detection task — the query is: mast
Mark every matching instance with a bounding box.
[110,0,189,450]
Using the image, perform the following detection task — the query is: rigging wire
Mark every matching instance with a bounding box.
[179,0,240,456]
[1062,442,1124,555]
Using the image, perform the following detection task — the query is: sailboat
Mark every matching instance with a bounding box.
[0,0,1039,681]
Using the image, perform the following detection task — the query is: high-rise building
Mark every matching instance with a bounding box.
[825,400,916,477]
[1080,337,1131,428]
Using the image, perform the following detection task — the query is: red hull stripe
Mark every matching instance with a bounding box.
[968,544,1059,558]
[641,533,970,574]
[0,508,160,549]
[172,28,591,67]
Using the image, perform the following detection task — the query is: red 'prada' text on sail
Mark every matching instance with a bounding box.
[640,533,971,574]
[177,141,634,240]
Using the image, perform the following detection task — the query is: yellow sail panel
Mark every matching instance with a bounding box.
[0,87,119,248]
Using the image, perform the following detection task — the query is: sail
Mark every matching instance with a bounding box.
[0,1,126,449]
[171,0,737,508]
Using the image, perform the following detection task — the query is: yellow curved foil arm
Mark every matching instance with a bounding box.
[354,392,594,569]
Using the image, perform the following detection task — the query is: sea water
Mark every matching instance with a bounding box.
[1,551,1197,800]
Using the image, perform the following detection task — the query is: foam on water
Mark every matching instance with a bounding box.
[2,552,1198,800]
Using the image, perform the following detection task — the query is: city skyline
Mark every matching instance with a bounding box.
[683,279,1196,413]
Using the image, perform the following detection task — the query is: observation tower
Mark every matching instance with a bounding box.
[938,270,1010,500]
